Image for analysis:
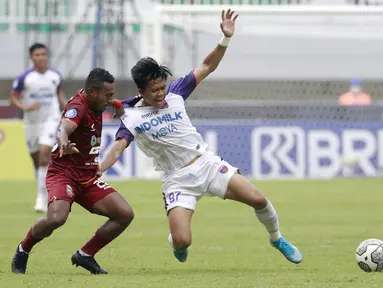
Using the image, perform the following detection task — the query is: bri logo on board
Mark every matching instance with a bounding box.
[135,112,182,134]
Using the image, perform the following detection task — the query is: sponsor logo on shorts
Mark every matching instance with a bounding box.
[219,165,228,174]
[66,184,73,197]
[90,135,101,146]
[91,135,97,146]
[64,109,77,119]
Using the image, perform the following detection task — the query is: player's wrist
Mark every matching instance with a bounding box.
[219,35,231,47]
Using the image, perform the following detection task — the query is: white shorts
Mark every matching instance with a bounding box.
[24,119,60,153]
[162,151,239,213]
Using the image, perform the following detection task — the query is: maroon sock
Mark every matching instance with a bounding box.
[21,228,42,253]
[81,232,112,257]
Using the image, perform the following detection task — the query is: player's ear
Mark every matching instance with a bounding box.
[87,87,96,96]
[138,88,145,96]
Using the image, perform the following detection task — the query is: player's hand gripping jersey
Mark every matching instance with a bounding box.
[50,90,102,182]
[116,71,207,174]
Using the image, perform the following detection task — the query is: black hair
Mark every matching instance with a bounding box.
[85,68,115,91]
[29,43,48,56]
[131,57,172,89]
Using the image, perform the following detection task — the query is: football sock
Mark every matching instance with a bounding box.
[255,200,282,242]
[21,228,42,253]
[37,166,48,204]
[81,232,112,257]
[78,250,91,257]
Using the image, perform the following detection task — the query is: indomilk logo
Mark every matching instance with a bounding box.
[135,112,182,134]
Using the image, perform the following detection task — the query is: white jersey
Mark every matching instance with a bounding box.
[116,71,207,174]
[12,68,62,124]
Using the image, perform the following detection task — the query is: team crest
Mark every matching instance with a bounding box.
[66,185,73,197]
[219,165,228,174]
[64,109,77,118]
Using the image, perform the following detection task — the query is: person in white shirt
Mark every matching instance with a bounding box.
[100,10,302,264]
[10,43,66,213]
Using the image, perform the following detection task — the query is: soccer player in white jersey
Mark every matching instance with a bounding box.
[100,10,302,264]
[9,43,66,213]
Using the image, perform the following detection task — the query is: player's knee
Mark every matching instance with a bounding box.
[248,187,268,209]
[48,212,67,229]
[118,206,134,226]
[172,233,192,250]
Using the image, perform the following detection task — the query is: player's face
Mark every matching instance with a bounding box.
[30,48,48,70]
[88,82,116,113]
[140,77,167,108]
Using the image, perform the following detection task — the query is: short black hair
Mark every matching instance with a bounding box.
[29,43,48,56]
[131,57,172,89]
[85,68,115,91]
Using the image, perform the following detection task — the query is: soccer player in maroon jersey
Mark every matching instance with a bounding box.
[11,68,135,275]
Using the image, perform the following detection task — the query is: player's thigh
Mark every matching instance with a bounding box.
[46,170,78,209]
[92,190,134,223]
[78,177,133,219]
[168,206,194,245]
[225,174,267,208]
[163,186,197,245]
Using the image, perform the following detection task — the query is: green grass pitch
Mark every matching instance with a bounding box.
[1,179,383,287]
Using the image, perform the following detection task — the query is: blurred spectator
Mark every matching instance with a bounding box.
[338,79,372,106]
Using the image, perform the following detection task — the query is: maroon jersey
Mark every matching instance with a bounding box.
[50,89,102,182]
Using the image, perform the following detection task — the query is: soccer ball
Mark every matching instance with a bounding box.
[356,238,383,272]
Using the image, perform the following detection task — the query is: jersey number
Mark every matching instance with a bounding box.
[89,146,101,155]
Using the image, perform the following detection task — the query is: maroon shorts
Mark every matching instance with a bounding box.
[46,171,116,212]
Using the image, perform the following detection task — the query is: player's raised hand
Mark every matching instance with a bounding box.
[59,140,79,157]
[220,9,238,38]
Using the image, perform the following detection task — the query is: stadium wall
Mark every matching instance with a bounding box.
[100,121,383,180]
[2,119,383,181]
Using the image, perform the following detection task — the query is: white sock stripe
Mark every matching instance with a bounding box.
[79,249,91,257]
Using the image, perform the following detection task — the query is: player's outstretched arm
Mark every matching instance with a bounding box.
[193,9,238,84]
[99,139,130,173]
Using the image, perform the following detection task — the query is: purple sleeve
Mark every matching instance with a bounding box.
[121,95,142,107]
[11,69,32,93]
[167,71,198,100]
[115,121,134,143]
